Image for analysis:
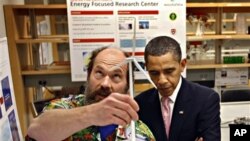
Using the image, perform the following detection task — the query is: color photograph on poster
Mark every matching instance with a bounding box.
[0,97,3,119]
[1,76,13,111]
[8,110,20,141]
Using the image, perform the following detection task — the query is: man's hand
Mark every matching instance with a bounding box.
[195,137,203,141]
[87,93,139,126]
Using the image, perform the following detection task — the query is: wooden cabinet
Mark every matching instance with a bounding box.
[186,3,250,69]
[3,4,71,136]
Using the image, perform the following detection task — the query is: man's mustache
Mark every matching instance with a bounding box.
[92,87,111,97]
[85,87,112,105]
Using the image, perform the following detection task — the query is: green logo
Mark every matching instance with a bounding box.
[169,13,177,21]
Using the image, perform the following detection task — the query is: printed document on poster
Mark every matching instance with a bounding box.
[67,0,186,81]
[0,37,23,141]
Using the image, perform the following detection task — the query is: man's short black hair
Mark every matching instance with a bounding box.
[144,36,182,64]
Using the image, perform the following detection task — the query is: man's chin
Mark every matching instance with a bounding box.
[159,89,173,97]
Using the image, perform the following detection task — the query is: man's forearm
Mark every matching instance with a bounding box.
[27,107,91,141]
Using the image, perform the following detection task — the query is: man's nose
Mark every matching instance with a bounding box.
[101,75,112,88]
[158,73,168,85]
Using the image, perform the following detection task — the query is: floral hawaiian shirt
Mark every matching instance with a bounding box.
[43,94,155,141]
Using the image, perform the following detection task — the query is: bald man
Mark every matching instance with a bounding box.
[27,47,155,141]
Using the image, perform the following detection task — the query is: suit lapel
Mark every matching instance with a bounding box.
[146,89,168,141]
[169,78,192,141]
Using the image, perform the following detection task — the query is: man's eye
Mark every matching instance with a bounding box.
[112,74,122,82]
[94,71,104,79]
[149,71,159,76]
[164,69,174,74]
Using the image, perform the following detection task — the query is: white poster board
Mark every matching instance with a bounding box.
[215,68,249,86]
[0,37,23,141]
[67,0,186,81]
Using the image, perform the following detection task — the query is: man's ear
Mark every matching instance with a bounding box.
[180,58,187,71]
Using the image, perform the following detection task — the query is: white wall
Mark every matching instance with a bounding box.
[220,102,250,141]
[0,0,24,38]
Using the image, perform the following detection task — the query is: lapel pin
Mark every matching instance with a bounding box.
[179,111,184,114]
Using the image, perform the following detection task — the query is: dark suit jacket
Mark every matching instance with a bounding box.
[135,77,221,141]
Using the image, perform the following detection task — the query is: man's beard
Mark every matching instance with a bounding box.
[84,83,128,105]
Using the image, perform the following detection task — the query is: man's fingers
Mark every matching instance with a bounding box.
[111,93,139,111]
[111,108,131,125]
[111,114,128,126]
[103,93,139,121]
